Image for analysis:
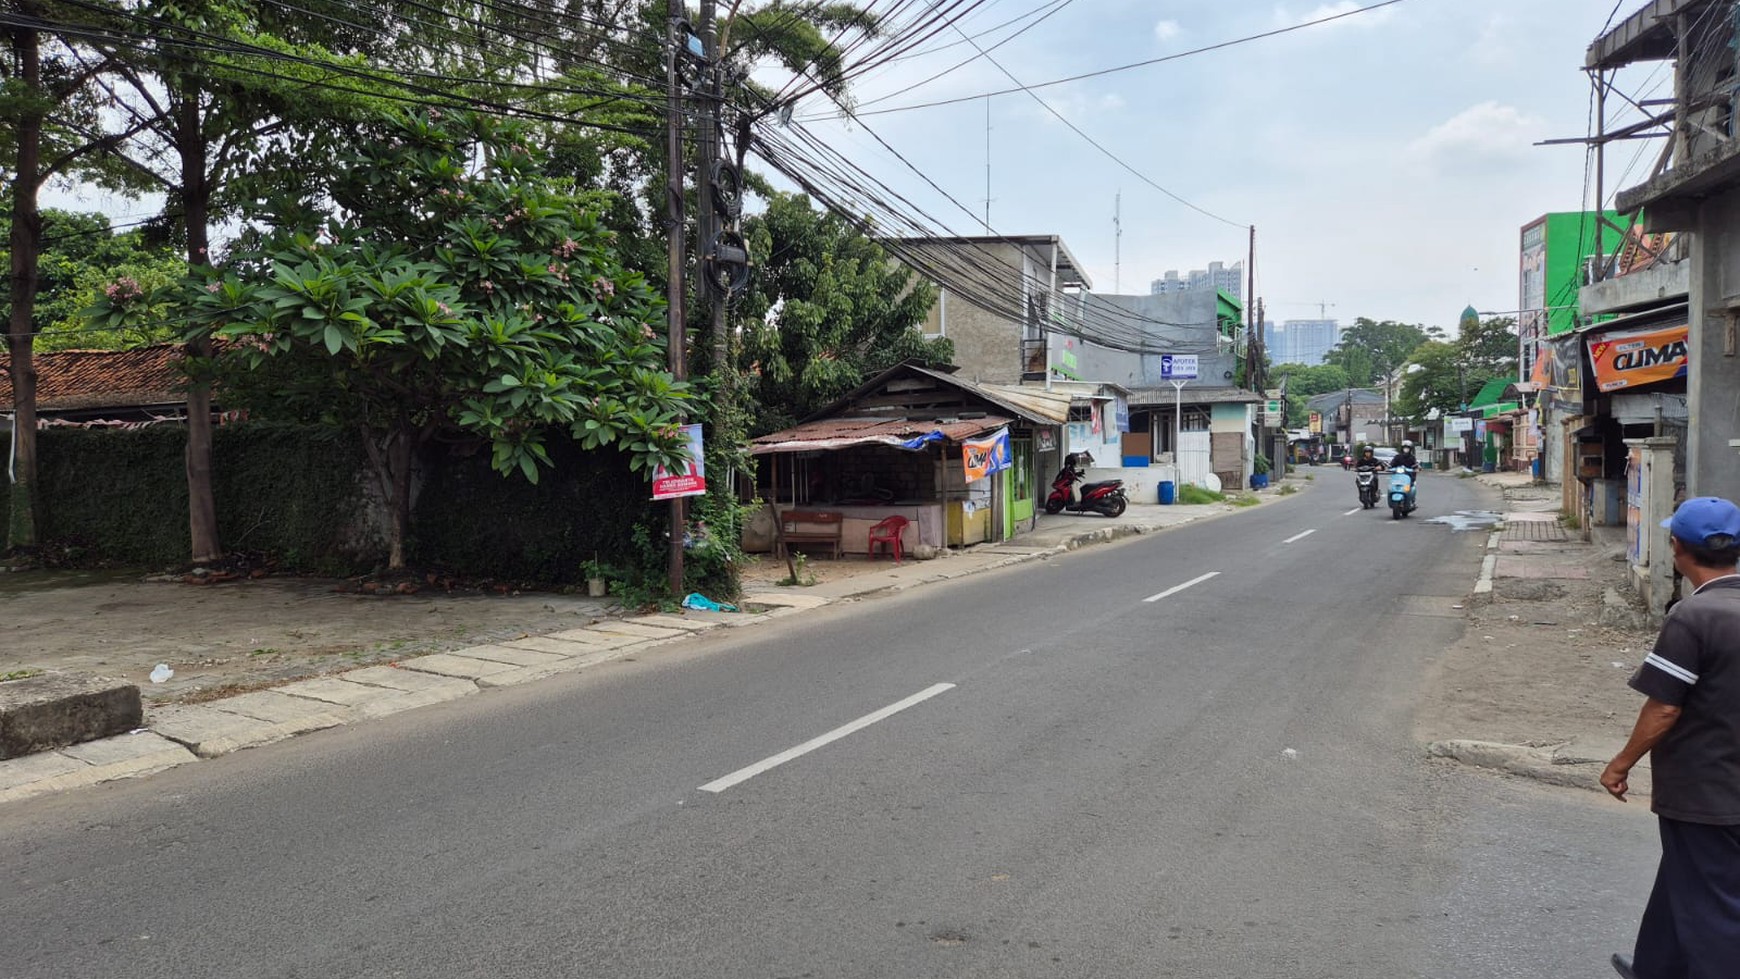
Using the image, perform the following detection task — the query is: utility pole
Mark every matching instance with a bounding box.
[698,0,723,396]
[1245,225,1257,391]
[665,0,688,597]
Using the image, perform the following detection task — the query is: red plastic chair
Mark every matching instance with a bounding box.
[867,515,909,563]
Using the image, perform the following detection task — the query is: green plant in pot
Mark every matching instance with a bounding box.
[581,559,610,598]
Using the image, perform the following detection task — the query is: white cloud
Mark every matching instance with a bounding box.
[1154,19,1181,42]
[1406,101,1544,168]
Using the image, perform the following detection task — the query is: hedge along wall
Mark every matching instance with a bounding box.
[411,438,659,582]
[8,423,660,580]
[26,423,376,571]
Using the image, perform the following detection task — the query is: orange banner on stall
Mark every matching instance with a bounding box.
[1587,323,1689,393]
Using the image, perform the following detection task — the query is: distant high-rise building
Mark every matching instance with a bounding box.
[1272,319,1340,366]
[1150,260,1243,302]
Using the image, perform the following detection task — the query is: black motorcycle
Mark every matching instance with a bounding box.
[1354,465,1381,509]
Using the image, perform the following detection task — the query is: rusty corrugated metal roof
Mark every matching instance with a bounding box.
[976,384,1072,424]
[751,415,1011,454]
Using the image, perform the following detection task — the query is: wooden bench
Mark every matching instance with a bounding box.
[777,510,843,560]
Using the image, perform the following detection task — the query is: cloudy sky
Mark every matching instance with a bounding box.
[770,0,1660,331]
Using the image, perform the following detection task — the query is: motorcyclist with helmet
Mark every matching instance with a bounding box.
[1391,440,1420,486]
[1353,445,1384,507]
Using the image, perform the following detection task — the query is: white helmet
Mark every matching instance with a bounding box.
[1402,440,1415,449]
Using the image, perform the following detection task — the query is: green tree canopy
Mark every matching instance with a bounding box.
[737,191,950,434]
[0,208,183,350]
[1396,316,1519,420]
[89,110,691,570]
[1272,362,1349,427]
[1323,317,1430,386]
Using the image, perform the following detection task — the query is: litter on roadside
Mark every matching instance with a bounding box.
[682,593,738,613]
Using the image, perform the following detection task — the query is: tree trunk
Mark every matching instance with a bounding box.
[176,87,222,564]
[387,429,413,571]
[359,424,414,572]
[6,22,43,551]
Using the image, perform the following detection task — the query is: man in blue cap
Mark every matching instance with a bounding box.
[1603,496,1740,979]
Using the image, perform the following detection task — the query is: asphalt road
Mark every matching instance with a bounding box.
[0,473,1660,978]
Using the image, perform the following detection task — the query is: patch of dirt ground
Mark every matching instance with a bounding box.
[1415,540,1659,750]
[1,552,903,705]
[0,568,620,704]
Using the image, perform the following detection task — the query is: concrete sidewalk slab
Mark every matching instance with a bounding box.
[449,644,572,668]
[216,690,353,725]
[148,703,341,758]
[543,628,651,648]
[0,732,196,803]
[397,653,521,679]
[277,676,403,708]
[0,750,88,792]
[503,635,624,656]
[584,621,689,640]
[340,665,476,695]
[632,614,721,631]
[60,731,193,770]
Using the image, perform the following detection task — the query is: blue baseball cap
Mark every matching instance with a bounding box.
[1662,497,1740,547]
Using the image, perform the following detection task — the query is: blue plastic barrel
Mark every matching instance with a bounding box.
[1159,480,1176,505]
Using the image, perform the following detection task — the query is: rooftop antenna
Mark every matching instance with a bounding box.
[983,95,993,229]
[1113,190,1122,294]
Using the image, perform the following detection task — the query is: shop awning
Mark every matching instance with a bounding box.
[750,415,1012,455]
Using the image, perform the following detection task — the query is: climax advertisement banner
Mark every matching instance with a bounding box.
[962,428,1012,482]
[1587,323,1689,393]
[651,424,706,500]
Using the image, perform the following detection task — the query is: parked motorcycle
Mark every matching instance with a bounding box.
[1044,453,1128,517]
[1388,466,1418,519]
[1354,465,1381,509]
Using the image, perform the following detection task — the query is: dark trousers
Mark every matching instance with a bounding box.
[1634,817,1740,979]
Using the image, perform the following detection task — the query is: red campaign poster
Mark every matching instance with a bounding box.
[651,424,707,500]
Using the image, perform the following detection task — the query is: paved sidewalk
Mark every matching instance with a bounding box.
[0,487,1283,805]
[1436,475,1654,794]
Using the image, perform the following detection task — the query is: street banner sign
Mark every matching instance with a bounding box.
[1587,322,1689,392]
[651,424,707,500]
[1445,417,1474,435]
[1159,354,1198,380]
[962,428,1012,482]
[1309,412,1322,433]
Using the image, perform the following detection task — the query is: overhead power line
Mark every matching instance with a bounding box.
[805,0,1419,120]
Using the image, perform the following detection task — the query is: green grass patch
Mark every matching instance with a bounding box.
[1229,493,1262,507]
[0,668,44,683]
[1177,485,1225,505]
[1277,483,1299,496]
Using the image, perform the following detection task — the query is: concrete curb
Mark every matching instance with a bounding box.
[1426,738,1647,797]
[0,485,1291,805]
[1471,530,1502,601]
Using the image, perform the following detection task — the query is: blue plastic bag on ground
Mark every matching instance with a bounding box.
[682,592,738,613]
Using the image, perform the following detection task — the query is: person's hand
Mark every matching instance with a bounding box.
[1601,760,1631,802]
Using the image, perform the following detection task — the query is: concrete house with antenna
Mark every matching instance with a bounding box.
[884,234,1262,498]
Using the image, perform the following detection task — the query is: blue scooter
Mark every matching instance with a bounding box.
[1388,466,1418,519]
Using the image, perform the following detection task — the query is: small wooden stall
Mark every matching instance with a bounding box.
[749,363,1068,554]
